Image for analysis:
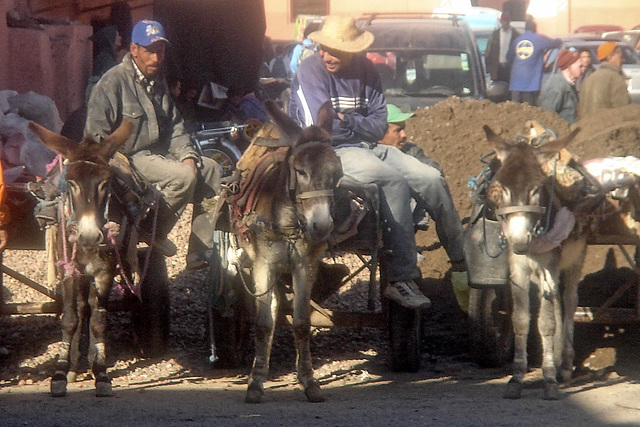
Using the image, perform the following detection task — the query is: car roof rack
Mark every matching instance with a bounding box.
[359,12,462,27]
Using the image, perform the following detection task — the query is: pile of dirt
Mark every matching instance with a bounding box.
[405,98,640,279]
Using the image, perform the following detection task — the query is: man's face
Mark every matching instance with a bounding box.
[567,60,583,81]
[379,122,407,149]
[580,50,592,67]
[318,46,355,74]
[609,47,624,67]
[130,41,166,78]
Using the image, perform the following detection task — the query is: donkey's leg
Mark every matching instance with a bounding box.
[538,268,561,400]
[560,239,587,382]
[292,263,324,403]
[67,283,89,383]
[505,256,530,399]
[559,263,583,383]
[51,277,78,397]
[88,270,114,397]
[246,261,278,404]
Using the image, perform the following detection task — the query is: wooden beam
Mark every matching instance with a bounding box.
[1,301,60,315]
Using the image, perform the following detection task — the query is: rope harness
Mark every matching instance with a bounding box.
[54,155,158,298]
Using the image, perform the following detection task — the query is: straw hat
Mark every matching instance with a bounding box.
[308,15,374,53]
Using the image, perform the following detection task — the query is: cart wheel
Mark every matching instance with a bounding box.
[202,147,239,177]
[387,300,422,372]
[207,282,253,369]
[132,250,171,358]
[243,119,262,140]
[468,286,513,368]
[207,229,254,368]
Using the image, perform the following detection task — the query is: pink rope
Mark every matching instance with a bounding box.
[106,192,160,300]
[56,154,81,278]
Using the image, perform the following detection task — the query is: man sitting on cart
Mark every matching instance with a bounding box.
[289,15,468,310]
[85,19,220,269]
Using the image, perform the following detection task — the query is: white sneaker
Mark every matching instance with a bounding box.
[384,280,431,309]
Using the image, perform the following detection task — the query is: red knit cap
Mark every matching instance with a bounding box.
[556,49,580,70]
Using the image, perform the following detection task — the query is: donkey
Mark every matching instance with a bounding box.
[235,100,342,403]
[28,121,134,397]
[483,125,587,400]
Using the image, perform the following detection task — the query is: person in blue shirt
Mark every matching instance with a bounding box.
[289,22,321,75]
[290,15,467,310]
[507,19,561,105]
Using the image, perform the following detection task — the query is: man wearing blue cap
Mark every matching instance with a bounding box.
[86,20,220,267]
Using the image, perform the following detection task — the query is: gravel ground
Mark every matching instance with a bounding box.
[1,100,640,425]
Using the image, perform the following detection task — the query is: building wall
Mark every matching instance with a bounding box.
[264,0,640,40]
[5,24,93,120]
[0,0,9,89]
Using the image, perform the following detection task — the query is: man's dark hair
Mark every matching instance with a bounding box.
[525,19,537,33]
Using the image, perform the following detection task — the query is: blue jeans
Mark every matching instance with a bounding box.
[336,143,464,282]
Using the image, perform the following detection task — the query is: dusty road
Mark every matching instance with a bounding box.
[1,313,640,426]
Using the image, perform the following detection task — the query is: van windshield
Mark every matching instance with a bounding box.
[367,51,477,98]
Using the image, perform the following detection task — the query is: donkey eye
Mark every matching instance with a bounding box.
[97,181,109,194]
[487,183,503,207]
[529,187,541,204]
[67,180,79,193]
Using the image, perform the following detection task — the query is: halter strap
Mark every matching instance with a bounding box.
[296,189,334,200]
[494,205,546,216]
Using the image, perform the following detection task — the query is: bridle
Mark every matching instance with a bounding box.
[286,147,335,204]
[494,158,558,237]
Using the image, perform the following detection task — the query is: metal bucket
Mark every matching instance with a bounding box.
[463,204,509,288]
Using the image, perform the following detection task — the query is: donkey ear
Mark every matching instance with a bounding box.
[316,101,334,136]
[98,120,134,159]
[264,99,301,142]
[483,125,510,162]
[536,127,581,157]
[28,121,76,158]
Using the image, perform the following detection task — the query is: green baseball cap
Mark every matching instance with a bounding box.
[386,104,415,124]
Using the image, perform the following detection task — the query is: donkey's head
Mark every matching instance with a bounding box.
[484,125,580,254]
[264,100,343,241]
[28,121,133,249]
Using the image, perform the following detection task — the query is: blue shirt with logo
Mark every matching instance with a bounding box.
[507,30,561,92]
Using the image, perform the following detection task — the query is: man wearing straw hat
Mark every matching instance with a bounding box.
[289,15,467,310]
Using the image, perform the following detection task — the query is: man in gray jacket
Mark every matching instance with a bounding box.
[86,20,220,267]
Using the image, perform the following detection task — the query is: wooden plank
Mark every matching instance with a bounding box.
[1,302,60,315]
[573,307,638,324]
[587,235,640,245]
[1,264,58,301]
[281,310,385,329]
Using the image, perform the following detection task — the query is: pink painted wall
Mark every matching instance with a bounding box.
[0,0,9,89]
[2,22,92,121]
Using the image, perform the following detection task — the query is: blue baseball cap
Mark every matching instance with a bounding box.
[131,20,169,46]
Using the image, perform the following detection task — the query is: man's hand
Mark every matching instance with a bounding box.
[182,158,197,171]
[337,112,345,121]
[0,228,9,253]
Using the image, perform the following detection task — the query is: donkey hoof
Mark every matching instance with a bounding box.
[504,379,523,399]
[304,382,325,403]
[544,382,561,400]
[559,369,573,383]
[245,382,264,404]
[67,371,78,383]
[95,379,113,397]
[50,380,68,397]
